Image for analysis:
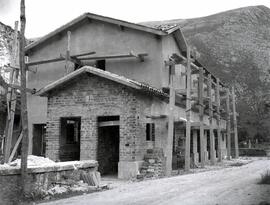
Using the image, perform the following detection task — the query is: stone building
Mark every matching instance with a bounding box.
[36,66,227,178]
[26,13,230,178]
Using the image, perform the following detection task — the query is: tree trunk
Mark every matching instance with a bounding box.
[20,0,29,195]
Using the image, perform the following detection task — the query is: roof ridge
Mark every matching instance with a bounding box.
[25,12,175,52]
[36,66,168,99]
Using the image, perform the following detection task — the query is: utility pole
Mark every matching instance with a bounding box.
[20,0,29,194]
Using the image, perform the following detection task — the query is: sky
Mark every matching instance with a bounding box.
[0,0,270,38]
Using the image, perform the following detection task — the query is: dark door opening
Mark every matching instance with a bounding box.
[97,116,120,175]
[60,117,81,161]
[32,124,46,156]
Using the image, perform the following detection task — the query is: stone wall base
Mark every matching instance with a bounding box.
[193,152,199,166]
[118,161,143,179]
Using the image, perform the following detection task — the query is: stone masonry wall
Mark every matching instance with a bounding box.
[46,73,168,163]
[0,160,97,205]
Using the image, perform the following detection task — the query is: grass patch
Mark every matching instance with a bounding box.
[259,170,270,185]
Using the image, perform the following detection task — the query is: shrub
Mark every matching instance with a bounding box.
[239,148,266,156]
[259,170,270,185]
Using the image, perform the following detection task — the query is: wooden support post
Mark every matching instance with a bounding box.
[20,0,29,194]
[226,88,231,159]
[207,74,215,165]
[165,62,175,176]
[65,31,73,74]
[204,131,208,162]
[8,131,22,163]
[67,31,71,58]
[216,78,222,162]
[198,67,205,167]
[192,130,198,154]
[185,47,191,171]
[4,21,18,163]
[232,86,239,158]
[192,130,198,166]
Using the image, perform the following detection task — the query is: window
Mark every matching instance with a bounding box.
[146,123,155,141]
[96,60,106,70]
[61,117,81,144]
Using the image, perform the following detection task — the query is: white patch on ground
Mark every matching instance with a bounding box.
[48,185,68,195]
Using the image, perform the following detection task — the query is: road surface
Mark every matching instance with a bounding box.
[41,159,270,205]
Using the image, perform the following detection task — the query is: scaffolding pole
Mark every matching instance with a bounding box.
[216,78,222,162]
[198,67,205,167]
[184,47,191,171]
[208,74,215,165]
[165,61,175,176]
[226,88,231,159]
[4,21,19,163]
[232,86,239,158]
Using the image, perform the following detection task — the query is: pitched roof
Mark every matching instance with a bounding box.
[36,66,169,99]
[25,13,185,52]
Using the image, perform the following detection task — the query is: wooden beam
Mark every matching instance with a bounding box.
[184,47,191,171]
[175,88,197,95]
[192,130,198,154]
[170,53,225,88]
[8,131,22,163]
[198,66,205,167]
[208,74,215,165]
[232,86,239,158]
[65,31,73,74]
[20,0,29,194]
[226,88,231,159]
[67,31,71,59]
[26,55,65,66]
[98,120,120,127]
[26,51,96,66]
[73,51,96,58]
[4,21,18,163]
[165,63,175,176]
[8,83,35,93]
[77,52,148,61]
[216,78,222,162]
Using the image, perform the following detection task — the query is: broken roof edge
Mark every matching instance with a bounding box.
[25,12,173,52]
[36,66,169,99]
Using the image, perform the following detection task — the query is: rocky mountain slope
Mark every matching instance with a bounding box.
[142,5,270,140]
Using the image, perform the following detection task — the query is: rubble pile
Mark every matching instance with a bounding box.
[138,148,165,179]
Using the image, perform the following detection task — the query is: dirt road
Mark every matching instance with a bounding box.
[41,159,270,205]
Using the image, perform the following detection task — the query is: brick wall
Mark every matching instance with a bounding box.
[46,73,168,164]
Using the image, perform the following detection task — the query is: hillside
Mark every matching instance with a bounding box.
[142,5,270,141]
